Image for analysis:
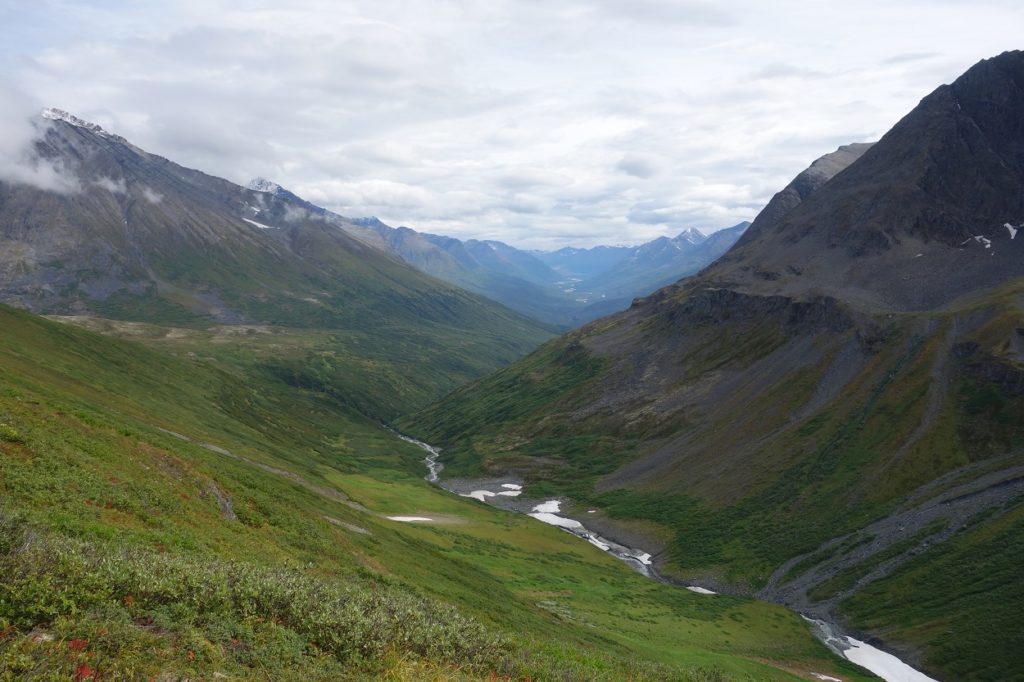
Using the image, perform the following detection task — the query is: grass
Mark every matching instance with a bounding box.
[0,304,869,680]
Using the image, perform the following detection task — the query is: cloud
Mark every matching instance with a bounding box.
[140,186,163,204]
[283,204,309,222]
[616,154,664,179]
[93,176,127,194]
[3,1,1020,247]
[0,81,80,194]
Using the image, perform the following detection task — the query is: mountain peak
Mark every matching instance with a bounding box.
[675,227,706,244]
[40,107,128,144]
[247,177,285,195]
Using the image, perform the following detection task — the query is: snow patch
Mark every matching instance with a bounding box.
[843,637,938,682]
[1005,223,1018,240]
[528,512,584,529]
[811,674,842,682]
[386,516,433,522]
[532,500,562,513]
[974,235,992,249]
[501,483,522,490]
[496,490,522,497]
[243,218,275,230]
[686,586,717,595]
[463,490,497,502]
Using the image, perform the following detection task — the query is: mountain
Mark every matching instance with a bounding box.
[577,222,751,301]
[0,109,553,418]
[399,51,1024,681]
[532,243,635,279]
[343,217,751,327]
[711,51,1024,310]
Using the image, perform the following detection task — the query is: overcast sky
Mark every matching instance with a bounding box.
[1,1,1020,248]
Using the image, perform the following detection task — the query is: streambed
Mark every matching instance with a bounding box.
[400,434,938,682]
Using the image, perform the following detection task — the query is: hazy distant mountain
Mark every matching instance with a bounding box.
[344,217,749,327]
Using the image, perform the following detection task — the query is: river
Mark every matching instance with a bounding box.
[399,434,939,682]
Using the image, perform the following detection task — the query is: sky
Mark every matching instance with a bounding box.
[0,1,1020,249]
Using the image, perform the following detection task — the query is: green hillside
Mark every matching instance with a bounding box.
[0,304,866,680]
[397,282,1024,680]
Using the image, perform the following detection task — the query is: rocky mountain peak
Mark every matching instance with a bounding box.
[247,177,285,195]
[40,107,129,145]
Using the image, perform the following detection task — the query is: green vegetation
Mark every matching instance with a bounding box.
[0,304,866,680]
[842,504,1024,681]
[399,290,1024,679]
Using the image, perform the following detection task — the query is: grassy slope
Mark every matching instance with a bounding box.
[0,305,868,681]
[398,289,1024,679]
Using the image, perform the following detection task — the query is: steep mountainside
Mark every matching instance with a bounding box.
[710,51,1024,310]
[399,51,1024,681]
[0,111,552,418]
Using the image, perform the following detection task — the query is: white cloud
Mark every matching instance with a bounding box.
[140,186,163,204]
[93,175,127,194]
[0,81,80,194]
[1,1,1021,247]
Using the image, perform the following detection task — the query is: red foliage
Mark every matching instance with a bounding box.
[68,638,89,651]
[74,663,96,680]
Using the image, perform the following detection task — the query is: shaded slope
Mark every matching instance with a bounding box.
[710,51,1024,311]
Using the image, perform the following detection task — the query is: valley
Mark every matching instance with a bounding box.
[0,6,1020,678]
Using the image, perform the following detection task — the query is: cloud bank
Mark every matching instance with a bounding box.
[1,1,1020,247]
[0,82,79,194]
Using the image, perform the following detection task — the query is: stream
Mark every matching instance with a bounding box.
[399,434,939,682]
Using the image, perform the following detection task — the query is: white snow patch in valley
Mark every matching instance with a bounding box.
[587,509,597,513]
[463,490,497,502]
[1005,223,1018,239]
[532,500,562,513]
[844,637,939,682]
[686,586,717,595]
[386,516,433,522]
[974,235,992,249]
[587,535,611,551]
[496,490,522,497]
[528,512,584,529]
[501,483,522,490]
[811,674,842,682]
[243,218,275,230]
[635,553,652,565]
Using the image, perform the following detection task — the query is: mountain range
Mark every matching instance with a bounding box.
[341,215,750,327]
[399,50,1024,681]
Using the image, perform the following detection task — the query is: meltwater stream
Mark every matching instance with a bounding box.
[399,434,939,682]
